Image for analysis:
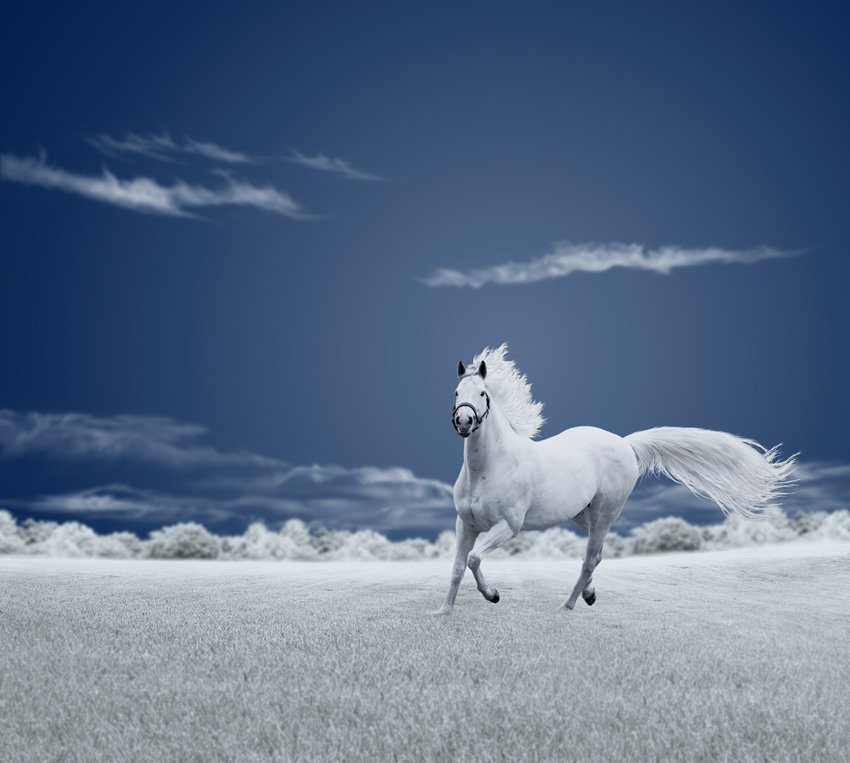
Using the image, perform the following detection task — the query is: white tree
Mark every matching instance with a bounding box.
[146,522,220,559]
[0,510,24,554]
[631,516,702,554]
[809,509,850,541]
[702,506,797,549]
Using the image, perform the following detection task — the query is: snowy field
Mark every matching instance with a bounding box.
[1,542,849,762]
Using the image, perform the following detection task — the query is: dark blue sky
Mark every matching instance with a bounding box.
[2,2,849,538]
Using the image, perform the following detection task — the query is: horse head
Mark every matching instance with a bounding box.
[452,360,489,437]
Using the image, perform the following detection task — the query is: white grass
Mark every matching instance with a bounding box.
[1,542,849,762]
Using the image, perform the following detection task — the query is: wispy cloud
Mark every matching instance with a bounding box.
[87,132,257,164]
[20,476,454,532]
[22,484,205,520]
[0,410,276,468]
[422,242,802,288]
[0,410,454,532]
[182,137,255,164]
[0,152,308,219]
[286,149,382,181]
[87,133,381,181]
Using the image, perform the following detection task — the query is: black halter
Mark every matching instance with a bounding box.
[451,392,491,435]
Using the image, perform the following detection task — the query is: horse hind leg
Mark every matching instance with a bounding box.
[563,532,605,610]
[562,498,625,611]
[580,549,602,606]
[570,510,600,605]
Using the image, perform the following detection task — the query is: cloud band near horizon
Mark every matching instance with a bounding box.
[0,409,454,533]
[0,408,848,538]
[422,242,803,288]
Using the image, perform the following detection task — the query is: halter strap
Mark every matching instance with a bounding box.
[451,392,491,435]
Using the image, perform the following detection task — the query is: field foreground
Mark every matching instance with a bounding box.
[1,543,849,762]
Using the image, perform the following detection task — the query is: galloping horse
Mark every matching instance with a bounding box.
[435,344,796,614]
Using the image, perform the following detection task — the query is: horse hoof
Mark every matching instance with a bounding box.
[583,591,596,606]
[489,591,500,604]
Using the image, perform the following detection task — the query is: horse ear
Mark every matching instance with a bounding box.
[478,361,487,379]
[458,361,466,378]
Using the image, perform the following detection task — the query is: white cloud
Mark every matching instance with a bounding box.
[87,133,381,181]
[23,484,180,518]
[0,152,307,218]
[0,410,277,468]
[286,149,381,181]
[422,241,802,288]
[87,132,256,164]
[182,137,255,164]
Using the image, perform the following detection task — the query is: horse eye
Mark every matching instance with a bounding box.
[455,392,458,396]
[480,392,485,396]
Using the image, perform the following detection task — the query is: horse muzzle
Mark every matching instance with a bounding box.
[453,409,474,436]
[452,397,489,437]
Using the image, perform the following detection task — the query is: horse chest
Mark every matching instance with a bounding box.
[454,473,519,530]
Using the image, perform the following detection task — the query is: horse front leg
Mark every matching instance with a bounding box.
[467,519,517,604]
[432,517,477,615]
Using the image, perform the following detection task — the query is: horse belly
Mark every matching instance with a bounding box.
[520,450,599,531]
[522,486,594,530]
[521,428,639,530]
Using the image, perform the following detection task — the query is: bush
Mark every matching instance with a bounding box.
[103,531,145,558]
[278,519,318,560]
[502,532,537,556]
[526,528,586,559]
[602,532,630,559]
[1,504,849,561]
[631,516,703,554]
[808,509,850,541]
[0,510,24,554]
[22,518,59,546]
[38,521,102,557]
[147,523,220,559]
[793,511,828,536]
[312,527,351,556]
[337,529,395,560]
[702,506,798,549]
[434,531,456,557]
[220,522,305,560]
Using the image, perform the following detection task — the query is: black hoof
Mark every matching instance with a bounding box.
[583,591,596,606]
[489,591,500,604]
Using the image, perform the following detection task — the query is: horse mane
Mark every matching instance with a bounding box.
[470,343,545,439]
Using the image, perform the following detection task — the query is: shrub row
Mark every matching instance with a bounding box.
[1,506,848,561]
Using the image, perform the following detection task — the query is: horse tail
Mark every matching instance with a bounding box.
[624,427,797,518]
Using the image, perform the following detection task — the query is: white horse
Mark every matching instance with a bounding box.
[435,344,796,614]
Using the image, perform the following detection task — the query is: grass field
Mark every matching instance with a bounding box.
[1,543,849,762]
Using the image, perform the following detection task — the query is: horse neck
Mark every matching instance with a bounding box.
[463,400,522,473]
